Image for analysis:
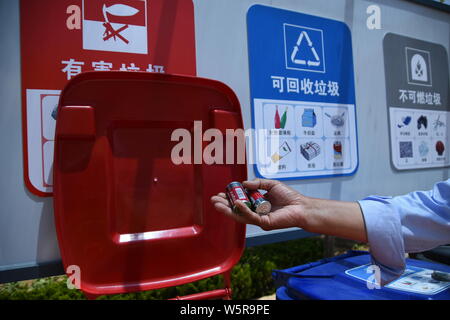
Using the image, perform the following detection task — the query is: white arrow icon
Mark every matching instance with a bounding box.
[290,31,321,67]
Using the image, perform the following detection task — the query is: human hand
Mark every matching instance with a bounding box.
[211,179,309,231]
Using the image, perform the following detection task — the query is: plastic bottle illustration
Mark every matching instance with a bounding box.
[274,106,287,129]
[280,107,287,129]
[274,106,281,129]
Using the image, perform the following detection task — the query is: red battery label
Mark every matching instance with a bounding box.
[247,190,264,200]
[247,190,271,215]
[226,182,252,213]
[232,186,248,201]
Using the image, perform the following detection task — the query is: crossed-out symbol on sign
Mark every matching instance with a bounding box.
[103,22,129,44]
[290,30,321,67]
[101,3,140,44]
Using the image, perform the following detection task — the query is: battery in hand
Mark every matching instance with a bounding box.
[246,189,271,215]
[226,182,252,215]
[225,182,272,215]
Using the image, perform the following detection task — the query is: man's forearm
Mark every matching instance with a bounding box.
[299,197,368,243]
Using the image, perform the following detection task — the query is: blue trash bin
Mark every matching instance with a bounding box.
[272,250,450,300]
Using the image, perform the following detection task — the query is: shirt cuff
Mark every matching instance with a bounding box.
[358,197,406,286]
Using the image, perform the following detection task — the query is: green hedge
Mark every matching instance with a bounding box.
[0,237,324,300]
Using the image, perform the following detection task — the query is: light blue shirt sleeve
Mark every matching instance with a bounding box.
[358,179,450,285]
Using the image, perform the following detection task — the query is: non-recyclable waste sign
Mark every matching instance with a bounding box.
[383,33,450,170]
[247,5,359,180]
[20,0,196,196]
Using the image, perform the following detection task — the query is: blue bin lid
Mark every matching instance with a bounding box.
[273,251,450,300]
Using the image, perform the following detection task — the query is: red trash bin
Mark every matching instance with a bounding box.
[53,72,247,299]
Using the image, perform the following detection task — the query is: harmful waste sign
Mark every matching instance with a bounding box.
[82,0,148,54]
[20,0,196,196]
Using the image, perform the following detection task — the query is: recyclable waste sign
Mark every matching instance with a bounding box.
[383,33,450,170]
[247,5,359,180]
[20,0,196,196]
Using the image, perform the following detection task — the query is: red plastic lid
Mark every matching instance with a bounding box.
[53,72,246,296]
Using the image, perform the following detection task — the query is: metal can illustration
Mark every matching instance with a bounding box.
[247,190,272,215]
[226,182,252,213]
[325,112,345,127]
[333,141,342,159]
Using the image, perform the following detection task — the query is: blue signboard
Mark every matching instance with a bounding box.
[247,5,359,179]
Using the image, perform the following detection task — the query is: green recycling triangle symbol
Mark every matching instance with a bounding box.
[290,31,321,67]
